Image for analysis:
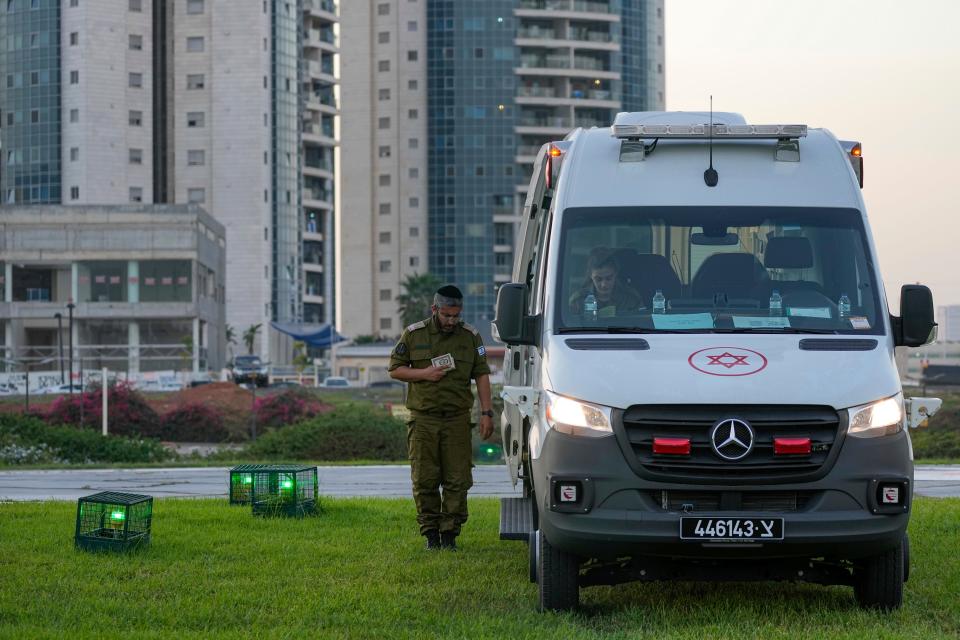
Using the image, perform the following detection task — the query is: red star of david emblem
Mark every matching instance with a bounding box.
[705,352,750,369]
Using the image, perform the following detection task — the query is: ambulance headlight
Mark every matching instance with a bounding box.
[544,390,613,438]
[847,393,904,438]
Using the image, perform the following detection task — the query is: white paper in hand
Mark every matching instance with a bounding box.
[431,353,456,371]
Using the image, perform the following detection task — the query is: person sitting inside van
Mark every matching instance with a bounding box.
[568,247,643,317]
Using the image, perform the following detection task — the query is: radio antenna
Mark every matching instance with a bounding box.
[704,95,719,187]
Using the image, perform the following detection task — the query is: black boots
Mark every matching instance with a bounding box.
[424,530,441,550]
[440,532,457,550]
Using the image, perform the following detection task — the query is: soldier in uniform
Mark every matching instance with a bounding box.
[388,285,494,550]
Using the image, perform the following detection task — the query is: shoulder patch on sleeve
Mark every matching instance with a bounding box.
[406,320,427,332]
[461,322,480,336]
[477,345,485,357]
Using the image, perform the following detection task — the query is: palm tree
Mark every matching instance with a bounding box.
[243,323,262,355]
[225,324,237,361]
[396,273,442,327]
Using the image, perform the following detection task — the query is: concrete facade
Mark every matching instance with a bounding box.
[0,205,226,375]
[339,0,429,338]
[937,305,960,342]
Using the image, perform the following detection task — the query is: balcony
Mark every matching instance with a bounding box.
[518,55,570,70]
[308,60,335,80]
[517,86,558,98]
[517,0,618,20]
[302,121,335,143]
[304,0,337,17]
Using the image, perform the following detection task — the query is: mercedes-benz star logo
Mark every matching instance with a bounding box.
[710,418,755,461]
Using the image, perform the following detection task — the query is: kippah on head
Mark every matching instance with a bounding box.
[437,284,463,299]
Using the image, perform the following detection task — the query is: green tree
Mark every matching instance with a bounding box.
[292,341,311,375]
[243,323,262,355]
[396,272,442,327]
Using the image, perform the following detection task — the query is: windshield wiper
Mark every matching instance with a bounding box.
[556,326,652,334]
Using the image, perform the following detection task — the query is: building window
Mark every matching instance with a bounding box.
[69,108,79,123]
[379,289,392,302]
[70,70,79,84]
[377,31,389,44]
[129,187,143,202]
[129,110,143,126]
[408,109,418,119]
[378,146,391,158]
[70,186,79,200]
[408,138,418,149]
[379,260,391,273]
[377,60,390,72]
[409,226,419,237]
[407,21,417,31]
[379,232,391,244]
[70,147,79,161]
[187,0,204,14]
[376,2,389,14]
[187,74,204,89]
[379,203,391,215]
[69,32,78,45]
[408,79,418,90]
[69,0,78,6]
[30,109,39,123]
[474,47,484,58]
[187,111,204,127]
[129,0,141,11]
[409,167,420,179]
[408,197,419,208]
[129,73,143,88]
[380,318,392,331]
[378,117,390,129]
[188,149,205,166]
[187,188,205,203]
[378,88,390,101]
[129,34,142,50]
[129,148,143,164]
[407,50,418,61]
[409,256,420,268]
[186,36,204,52]
[378,174,391,187]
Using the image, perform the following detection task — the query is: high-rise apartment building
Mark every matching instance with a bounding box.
[937,305,960,342]
[339,0,664,338]
[0,0,340,364]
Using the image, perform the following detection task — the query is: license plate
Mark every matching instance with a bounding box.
[680,517,784,541]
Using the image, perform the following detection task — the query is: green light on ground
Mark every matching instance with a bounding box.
[485,447,496,455]
[110,511,125,521]
[244,476,252,484]
[282,480,293,489]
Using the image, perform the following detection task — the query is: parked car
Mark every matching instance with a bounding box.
[231,355,269,387]
[320,376,351,389]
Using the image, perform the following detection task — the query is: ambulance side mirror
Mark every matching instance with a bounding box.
[893,284,936,347]
[493,283,539,346]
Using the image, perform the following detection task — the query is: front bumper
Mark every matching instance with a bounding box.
[533,427,912,562]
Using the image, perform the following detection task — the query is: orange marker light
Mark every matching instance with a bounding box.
[549,146,562,157]
[850,144,862,157]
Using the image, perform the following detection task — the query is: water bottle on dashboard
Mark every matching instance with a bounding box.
[838,293,851,318]
[584,293,598,322]
[652,289,666,314]
[769,289,783,317]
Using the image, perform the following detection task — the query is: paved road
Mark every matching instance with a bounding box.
[0,464,958,501]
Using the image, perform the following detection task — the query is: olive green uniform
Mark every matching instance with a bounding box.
[568,281,644,317]
[388,316,491,536]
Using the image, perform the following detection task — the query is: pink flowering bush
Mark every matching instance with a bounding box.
[254,389,327,430]
[45,382,161,438]
[158,402,228,442]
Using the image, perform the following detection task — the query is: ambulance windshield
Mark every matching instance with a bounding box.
[555,206,882,335]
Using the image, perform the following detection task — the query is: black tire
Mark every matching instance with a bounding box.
[854,540,904,611]
[902,532,910,583]
[537,529,579,612]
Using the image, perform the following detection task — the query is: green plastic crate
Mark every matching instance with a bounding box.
[75,492,153,552]
[251,465,319,518]
[229,464,270,505]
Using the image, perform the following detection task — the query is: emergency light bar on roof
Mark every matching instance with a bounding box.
[612,123,808,140]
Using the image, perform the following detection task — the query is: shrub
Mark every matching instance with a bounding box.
[0,414,172,465]
[159,403,228,442]
[245,403,406,461]
[44,382,161,437]
[254,389,327,430]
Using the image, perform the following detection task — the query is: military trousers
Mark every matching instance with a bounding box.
[407,411,474,536]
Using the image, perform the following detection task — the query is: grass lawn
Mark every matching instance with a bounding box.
[0,498,958,639]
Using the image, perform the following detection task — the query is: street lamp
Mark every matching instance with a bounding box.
[54,312,64,384]
[66,302,75,395]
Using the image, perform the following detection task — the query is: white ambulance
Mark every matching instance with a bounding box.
[494,111,941,612]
